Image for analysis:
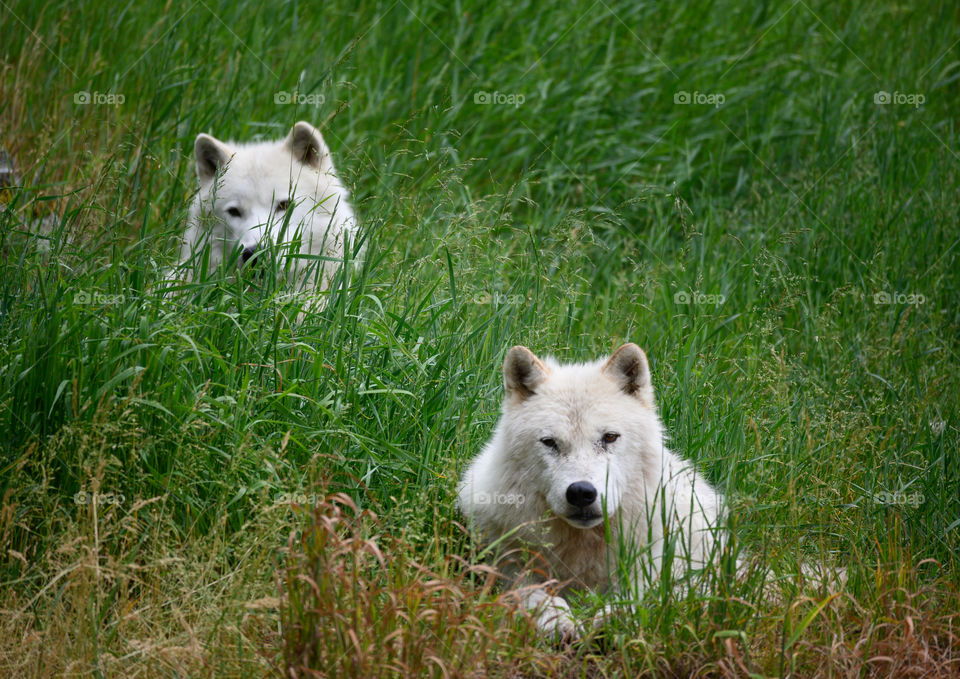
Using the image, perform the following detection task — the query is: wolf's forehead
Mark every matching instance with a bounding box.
[533,377,625,431]
[219,175,288,203]
[223,150,313,198]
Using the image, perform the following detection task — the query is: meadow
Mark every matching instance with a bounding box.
[1,0,958,676]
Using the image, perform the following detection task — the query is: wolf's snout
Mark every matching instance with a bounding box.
[565,481,597,508]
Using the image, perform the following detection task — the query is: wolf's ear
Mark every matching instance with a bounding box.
[194,134,232,185]
[603,343,653,404]
[286,121,331,171]
[503,346,550,401]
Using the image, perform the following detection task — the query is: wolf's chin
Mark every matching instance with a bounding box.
[562,513,604,529]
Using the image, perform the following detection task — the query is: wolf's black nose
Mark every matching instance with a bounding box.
[241,246,257,263]
[566,482,598,508]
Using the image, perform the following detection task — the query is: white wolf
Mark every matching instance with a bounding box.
[177,121,358,295]
[458,343,725,637]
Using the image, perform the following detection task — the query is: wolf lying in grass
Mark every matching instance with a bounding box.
[177,121,358,297]
[458,343,729,637]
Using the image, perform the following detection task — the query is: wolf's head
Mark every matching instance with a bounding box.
[499,343,663,530]
[190,121,352,267]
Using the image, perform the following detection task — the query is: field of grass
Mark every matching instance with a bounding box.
[1,0,959,676]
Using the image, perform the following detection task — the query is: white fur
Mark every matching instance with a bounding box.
[458,344,724,636]
[177,121,358,295]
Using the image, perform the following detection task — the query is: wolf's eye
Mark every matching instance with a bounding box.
[601,432,620,445]
[539,437,558,450]
[226,207,243,218]
[275,199,290,213]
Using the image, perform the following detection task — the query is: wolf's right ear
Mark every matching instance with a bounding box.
[503,346,549,401]
[194,134,232,185]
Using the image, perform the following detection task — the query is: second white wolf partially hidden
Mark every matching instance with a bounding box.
[458,344,724,636]
[178,121,357,294]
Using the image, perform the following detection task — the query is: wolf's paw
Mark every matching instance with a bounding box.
[536,602,580,640]
[524,590,580,640]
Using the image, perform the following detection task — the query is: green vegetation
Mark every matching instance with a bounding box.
[1,0,958,675]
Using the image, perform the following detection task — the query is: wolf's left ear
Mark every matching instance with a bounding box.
[603,343,654,404]
[286,121,331,171]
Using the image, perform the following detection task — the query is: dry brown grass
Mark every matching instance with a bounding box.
[281,492,560,678]
[3,483,958,678]
[0,492,283,678]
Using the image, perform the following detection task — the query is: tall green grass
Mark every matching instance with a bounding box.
[1,0,958,676]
